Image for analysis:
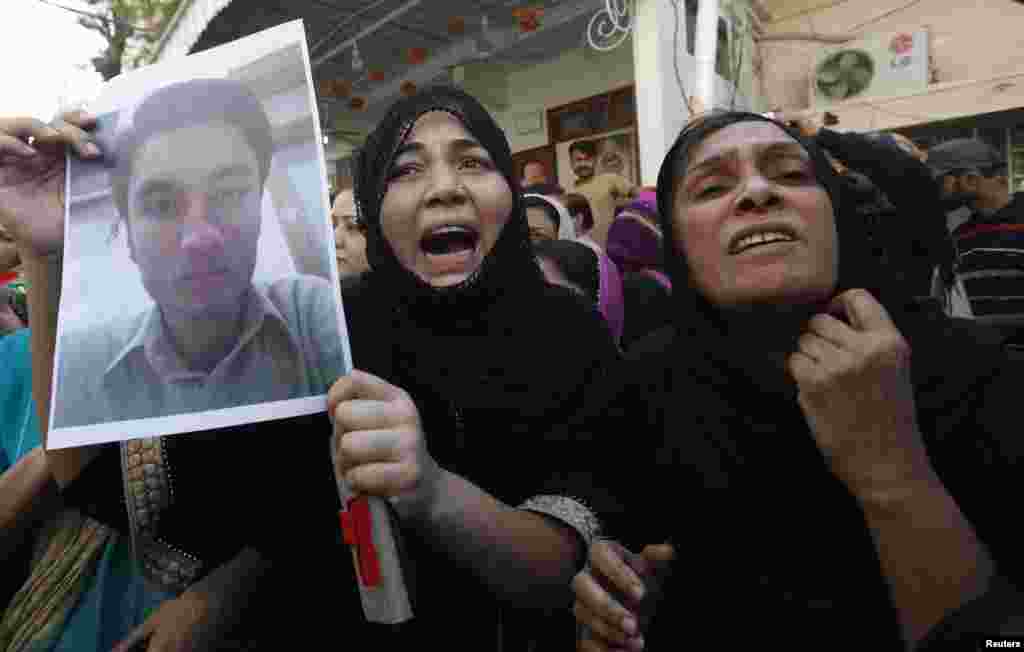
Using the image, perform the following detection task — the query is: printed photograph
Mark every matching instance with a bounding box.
[49,21,350,448]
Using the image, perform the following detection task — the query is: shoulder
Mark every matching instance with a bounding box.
[509,282,620,367]
[58,311,147,375]
[0,328,30,361]
[264,274,334,305]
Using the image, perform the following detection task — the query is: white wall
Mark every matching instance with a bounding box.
[465,43,636,154]
[633,0,763,185]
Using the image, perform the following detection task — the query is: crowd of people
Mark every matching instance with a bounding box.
[2,79,1024,652]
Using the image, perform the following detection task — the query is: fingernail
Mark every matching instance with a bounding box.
[632,583,645,601]
[18,143,38,157]
[83,143,100,157]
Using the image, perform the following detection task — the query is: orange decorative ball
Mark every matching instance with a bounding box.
[447,17,466,35]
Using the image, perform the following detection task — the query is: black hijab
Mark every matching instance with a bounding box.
[352,85,545,324]
[338,87,619,649]
[630,112,1009,647]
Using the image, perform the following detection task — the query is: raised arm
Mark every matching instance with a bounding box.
[0,113,104,486]
[328,369,585,608]
[789,289,993,647]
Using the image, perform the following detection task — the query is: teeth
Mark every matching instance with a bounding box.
[432,225,473,235]
[734,231,794,252]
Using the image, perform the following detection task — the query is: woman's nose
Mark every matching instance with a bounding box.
[425,163,466,204]
[735,175,781,212]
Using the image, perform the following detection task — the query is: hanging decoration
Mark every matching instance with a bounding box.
[406,47,428,65]
[350,96,367,111]
[367,69,387,82]
[587,0,633,52]
[512,6,544,33]
[447,16,466,35]
[400,80,417,96]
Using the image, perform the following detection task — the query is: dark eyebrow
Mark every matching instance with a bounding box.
[392,137,487,161]
[687,142,809,176]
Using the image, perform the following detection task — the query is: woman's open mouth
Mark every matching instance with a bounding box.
[420,225,481,277]
[728,226,800,255]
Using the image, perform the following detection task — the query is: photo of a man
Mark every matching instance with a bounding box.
[559,131,638,249]
[52,74,346,436]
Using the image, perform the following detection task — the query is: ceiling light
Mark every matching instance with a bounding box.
[475,16,496,58]
[351,41,364,72]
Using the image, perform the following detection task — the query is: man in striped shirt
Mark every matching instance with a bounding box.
[929,138,1024,336]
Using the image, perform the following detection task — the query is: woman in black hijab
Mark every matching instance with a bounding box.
[564,111,1024,651]
[263,85,618,650]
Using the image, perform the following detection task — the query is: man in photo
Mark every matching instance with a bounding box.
[569,138,636,249]
[54,77,345,429]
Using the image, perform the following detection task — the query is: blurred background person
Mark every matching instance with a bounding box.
[533,238,624,346]
[595,133,635,182]
[0,285,26,334]
[564,192,594,238]
[928,138,1024,342]
[1,224,19,281]
[569,139,636,249]
[331,189,369,279]
[606,191,674,352]
[523,193,564,243]
[521,159,549,187]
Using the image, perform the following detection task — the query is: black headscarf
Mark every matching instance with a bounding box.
[352,85,544,323]
[338,87,619,649]
[635,111,1011,648]
[532,239,599,301]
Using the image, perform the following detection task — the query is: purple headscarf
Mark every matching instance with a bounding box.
[607,190,671,291]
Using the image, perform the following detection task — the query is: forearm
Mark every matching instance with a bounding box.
[21,250,99,486]
[858,467,994,648]
[816,129,938,211]
[191,547,272,609]
[412,469,583,608]
[22,250,59,436]
[0,447,62,560]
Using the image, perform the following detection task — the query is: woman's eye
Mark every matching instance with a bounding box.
[388,163,422,180]
[778,169,811,183]
[460,156,491,171]
[694,184,728,199]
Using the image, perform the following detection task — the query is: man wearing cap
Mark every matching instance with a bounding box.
[928,138,1024,327]
[53,78,345,429]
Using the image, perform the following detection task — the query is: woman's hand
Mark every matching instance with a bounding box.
[0,112,100,258]
[572,540,675,652]
[788,288,934,503]
[112,590,219,652]
[328,369,443,522]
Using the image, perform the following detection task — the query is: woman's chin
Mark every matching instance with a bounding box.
[425,270,475,287]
